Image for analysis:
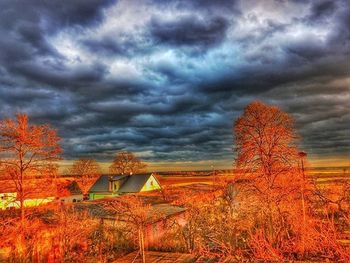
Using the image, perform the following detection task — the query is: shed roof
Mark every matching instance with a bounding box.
[57,180,83,196]
[75,200,186,223]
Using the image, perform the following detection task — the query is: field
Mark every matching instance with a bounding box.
[156,167,350,187]
[157,175,218,187]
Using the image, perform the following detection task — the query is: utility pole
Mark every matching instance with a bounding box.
[298,151,307,256]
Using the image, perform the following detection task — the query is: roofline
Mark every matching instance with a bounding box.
[97,206,187,225]
[148,208,186,224]
[88,173,162,194]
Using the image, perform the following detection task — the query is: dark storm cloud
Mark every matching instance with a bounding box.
[308,1,337,22]
[9,62,108,88]
[0,0,116,30]
[82,35,148,58]
[0,0,349,165]
[0,0,116,59]
[151,0,239,14]
[150,15,229,47]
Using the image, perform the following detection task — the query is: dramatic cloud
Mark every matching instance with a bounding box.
[150,15,230,48]
[0,0,349,169]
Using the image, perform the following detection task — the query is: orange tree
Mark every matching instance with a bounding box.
[0,113,62,222]
[234,101,308,259]
[106,195,160,263]
[69,158,101,197]
[110,151,147,175]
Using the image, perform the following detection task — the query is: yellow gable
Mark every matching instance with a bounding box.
[140,175,161,192]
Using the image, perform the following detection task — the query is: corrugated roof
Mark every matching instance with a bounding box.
[75,200,186,223]
[147,203,186,221]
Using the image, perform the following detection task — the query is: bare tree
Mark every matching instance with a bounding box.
[106,196,159,263]
[69,158,102,197]
[234,101,303,258]
[0,113,62,222]
[110,151,147,175]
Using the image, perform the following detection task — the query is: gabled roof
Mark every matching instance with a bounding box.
[89,174,159,194]
[88,175,108,192]
[89,175,128,192]
[118,174,153,193]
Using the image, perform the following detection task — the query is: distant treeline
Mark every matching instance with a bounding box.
[155,170,235,176]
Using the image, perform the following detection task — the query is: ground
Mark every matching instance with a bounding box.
[114,251,238,263]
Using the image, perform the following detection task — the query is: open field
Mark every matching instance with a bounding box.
[157,175,221,187]
[155,167,350,187]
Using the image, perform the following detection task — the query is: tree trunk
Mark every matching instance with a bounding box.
[266,194,274,245]
[19,180,25,226]
[300,157,306,257]
[20,197,25,224]
[139,227,146,263]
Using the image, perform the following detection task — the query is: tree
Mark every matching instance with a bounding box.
[106,196,160,263]
[69,158,101,196]
[110,151,147,175]
[0,113,61,222]
[233,101,303,258]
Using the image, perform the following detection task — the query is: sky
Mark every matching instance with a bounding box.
[0,0,349,171]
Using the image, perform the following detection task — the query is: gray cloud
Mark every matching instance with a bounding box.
[0,0,349,166]
[150,15,230,48]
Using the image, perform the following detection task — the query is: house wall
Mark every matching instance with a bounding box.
[59,194,84,203]
[23,197,55,207]
[0,192,17,210]
[1,192,84,209]
[89,192,119,200]
[140,175,161,192]
[0,192,55,210]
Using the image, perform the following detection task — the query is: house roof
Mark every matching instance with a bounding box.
[89,175,109,192]
[89,174,159,194]
[88,175,128,192]
[89,175,127,192]
[147,203,186,220]
[75,200,186,223]
[118,174,152,193]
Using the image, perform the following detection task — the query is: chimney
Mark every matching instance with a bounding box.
[108,176,113,192]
